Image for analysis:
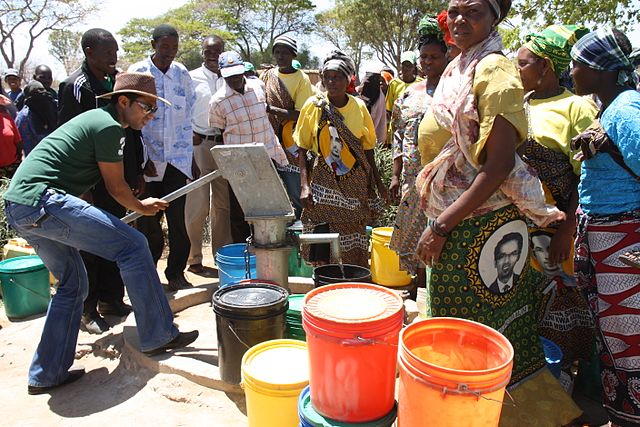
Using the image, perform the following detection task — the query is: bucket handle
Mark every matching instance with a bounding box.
[6,276,50,301]
[447,384,516,407]
[346,335,399,347]
[227,321,252,350]
[244,246,252,280]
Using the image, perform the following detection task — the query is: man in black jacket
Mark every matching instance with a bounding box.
[58,28,145,334]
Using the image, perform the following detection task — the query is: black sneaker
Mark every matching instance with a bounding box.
[98,301,132,317]
[80,312,110,335]
[142,330,199,356]
[28,366,85,395]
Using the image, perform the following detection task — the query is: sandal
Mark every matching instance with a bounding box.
[619,248,640,269]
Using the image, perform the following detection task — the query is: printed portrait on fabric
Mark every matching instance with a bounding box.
[319,124,355,176]
[529,228,575,285]
[280,120,300,158]
[478,220,529,295]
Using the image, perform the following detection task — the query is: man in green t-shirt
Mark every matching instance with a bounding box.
[4,72,198,395]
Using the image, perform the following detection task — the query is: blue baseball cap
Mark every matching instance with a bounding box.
[219,51,245,78]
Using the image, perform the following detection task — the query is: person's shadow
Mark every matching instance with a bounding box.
[45,334,158,417]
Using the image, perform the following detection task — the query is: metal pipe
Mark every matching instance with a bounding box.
[297,233,341,263]
[120,170,221,224]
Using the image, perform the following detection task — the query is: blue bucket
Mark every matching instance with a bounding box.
[540,336,563,378]
[215,243,257,288]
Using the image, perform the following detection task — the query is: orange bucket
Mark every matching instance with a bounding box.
[302,282,404,423]
[398,318,514,427]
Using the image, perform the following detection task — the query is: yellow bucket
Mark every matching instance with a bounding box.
[3,238,56,285]
[241,339,309,427]
[370,227,412,287]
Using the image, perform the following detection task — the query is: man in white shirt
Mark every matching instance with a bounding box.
[185,35,231,274]
[128,24,196,291]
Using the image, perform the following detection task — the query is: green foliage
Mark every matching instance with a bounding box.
[315,8,371,74]
[0,178,18,252]
[325,0,448,70]
[214,0,315,62]
[118,1,233,66]
[374,147,397,227]
[118,0,315,67]
[513,0,640,32]
[48,30,84,74]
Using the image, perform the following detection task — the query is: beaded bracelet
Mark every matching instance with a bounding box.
[429,218,450,238]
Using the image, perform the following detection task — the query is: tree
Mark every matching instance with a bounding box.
[513,0,640,33]
[48,30,84,75]
[328,0,448,71]
[315,8,370,75]
[119,0,315,67]
[216,0,315,63]
[119,1,233,68]
[0,0,97,78]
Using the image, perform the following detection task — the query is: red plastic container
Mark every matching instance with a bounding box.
[302,282,404,422]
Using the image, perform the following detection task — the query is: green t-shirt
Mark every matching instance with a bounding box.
[5,106,124,206]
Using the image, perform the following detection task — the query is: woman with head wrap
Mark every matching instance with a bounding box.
[384,50,424,146]
[515,25,597,365]
[388,14,448,283]
[294,50,387,267]
[356,70,386,144]
[409,0,581,424]
[261,34,316,219]
[569,28,640,427]
[15,80,58,156]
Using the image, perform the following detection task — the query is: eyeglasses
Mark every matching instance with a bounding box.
[135,100,158,115]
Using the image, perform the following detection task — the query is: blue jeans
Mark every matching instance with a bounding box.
[278,169,302,219]
[5,190,179,387]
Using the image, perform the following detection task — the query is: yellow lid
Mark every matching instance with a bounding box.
[242,339,309,390]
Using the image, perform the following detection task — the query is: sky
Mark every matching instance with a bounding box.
[5,0,640,81]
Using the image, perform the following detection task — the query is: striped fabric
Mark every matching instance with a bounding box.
[322,50,355,80]
[273,34,298,56]
[571,27,637,87]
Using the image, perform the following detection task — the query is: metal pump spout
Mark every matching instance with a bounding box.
[296,233,342,264]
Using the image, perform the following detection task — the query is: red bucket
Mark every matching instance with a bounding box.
[302,282,404,422]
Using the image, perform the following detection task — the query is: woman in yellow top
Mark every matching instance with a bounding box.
[294,50,387,267]
[414,0,579,425]
[516,25,598,364]
[262,34,316,218]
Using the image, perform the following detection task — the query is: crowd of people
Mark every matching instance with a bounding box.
[1,0,639,424]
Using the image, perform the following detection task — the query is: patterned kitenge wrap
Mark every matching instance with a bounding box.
[521,95,595,363]
[575,209,640,426]
[388,81,433,274]
[571,27,638,88]
[411,30,581,426]
[262,67,300,173]
[415,31,563,228]
[524,25,589,76]
[301,95,382,267]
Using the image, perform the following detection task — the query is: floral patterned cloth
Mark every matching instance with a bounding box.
[415,31,563,227]
[391,80,433,193]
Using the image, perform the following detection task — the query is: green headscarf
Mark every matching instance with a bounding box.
[524,24,590,76]
[418,15,443,40]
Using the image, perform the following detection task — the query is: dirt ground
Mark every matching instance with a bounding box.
[0,249,249,427]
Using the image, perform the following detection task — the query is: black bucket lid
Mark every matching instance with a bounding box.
[213,283,289,319]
